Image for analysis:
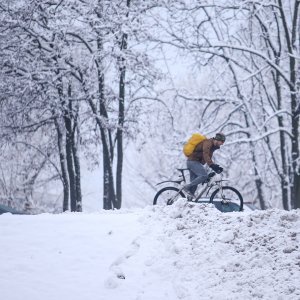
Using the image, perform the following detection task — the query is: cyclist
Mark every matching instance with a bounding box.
[183,132,225,198]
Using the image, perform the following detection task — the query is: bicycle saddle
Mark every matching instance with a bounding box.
[176,168,189,172]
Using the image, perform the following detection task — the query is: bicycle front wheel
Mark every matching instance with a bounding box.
[153,187,185,205]
[209,186,243,212]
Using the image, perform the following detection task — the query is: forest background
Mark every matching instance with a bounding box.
[0,0,299,212]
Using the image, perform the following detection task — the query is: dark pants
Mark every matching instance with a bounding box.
[185,160,208,195]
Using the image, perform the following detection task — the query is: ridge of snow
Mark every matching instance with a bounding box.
[0,201,299,300]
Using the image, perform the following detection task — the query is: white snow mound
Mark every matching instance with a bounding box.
[0,200,299,300]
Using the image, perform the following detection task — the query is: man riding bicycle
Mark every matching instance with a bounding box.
[183,133,226,198]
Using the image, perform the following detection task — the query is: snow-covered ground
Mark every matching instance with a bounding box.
[0,200,299,300]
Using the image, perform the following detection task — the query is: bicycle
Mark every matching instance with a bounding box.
[153,168,243,212]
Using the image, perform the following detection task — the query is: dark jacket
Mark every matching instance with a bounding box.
[188,138,219,166]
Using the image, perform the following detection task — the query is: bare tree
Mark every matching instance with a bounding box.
[148,0,300,209]
[0,0,161,210]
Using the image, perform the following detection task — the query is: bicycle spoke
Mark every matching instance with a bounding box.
[153,187,185,205]
[210,186,243,212]
[158,190,179,205]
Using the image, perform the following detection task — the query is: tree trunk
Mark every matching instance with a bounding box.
[294,174,300,209]
[278,0,300,208]
[65,116,77,212]
[296,3,300,209]
[272,67,290,210]
[289,44,299,209]
[54,119,69,211]
[68,84,82,212]
[116,21,129,209]
[101,128,115,210]
[116,65,125,209]
[72,123,82,212]
[96,29,117,209]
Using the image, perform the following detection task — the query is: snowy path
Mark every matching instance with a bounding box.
[0,211,143,300]
[0,201,300,300]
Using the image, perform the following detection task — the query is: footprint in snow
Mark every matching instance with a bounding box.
[105,238,140,287]
[104,276,119,289]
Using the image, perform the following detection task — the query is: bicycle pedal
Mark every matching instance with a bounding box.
[187,196,195,201]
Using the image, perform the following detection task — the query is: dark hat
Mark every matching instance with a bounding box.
[214,133,226,142]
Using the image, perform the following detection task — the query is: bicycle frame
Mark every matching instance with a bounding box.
[161,171,226,203]
[193,174,227,202]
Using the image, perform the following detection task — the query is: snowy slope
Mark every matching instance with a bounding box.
[0,200,299,300]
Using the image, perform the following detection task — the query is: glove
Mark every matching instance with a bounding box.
[203,172,216,184]
[216,166,223,174]
[210,164,223,174]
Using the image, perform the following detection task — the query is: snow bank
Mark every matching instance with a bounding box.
[134,200,300,300]
[0,201,299,300]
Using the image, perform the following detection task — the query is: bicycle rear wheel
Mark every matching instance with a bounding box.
[209,186,243,212]
[153,187,185,205]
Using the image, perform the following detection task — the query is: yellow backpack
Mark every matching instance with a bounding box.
[183,133,207,157]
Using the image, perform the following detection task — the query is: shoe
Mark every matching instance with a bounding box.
[182,186,195,199]
[203,172,216,184]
